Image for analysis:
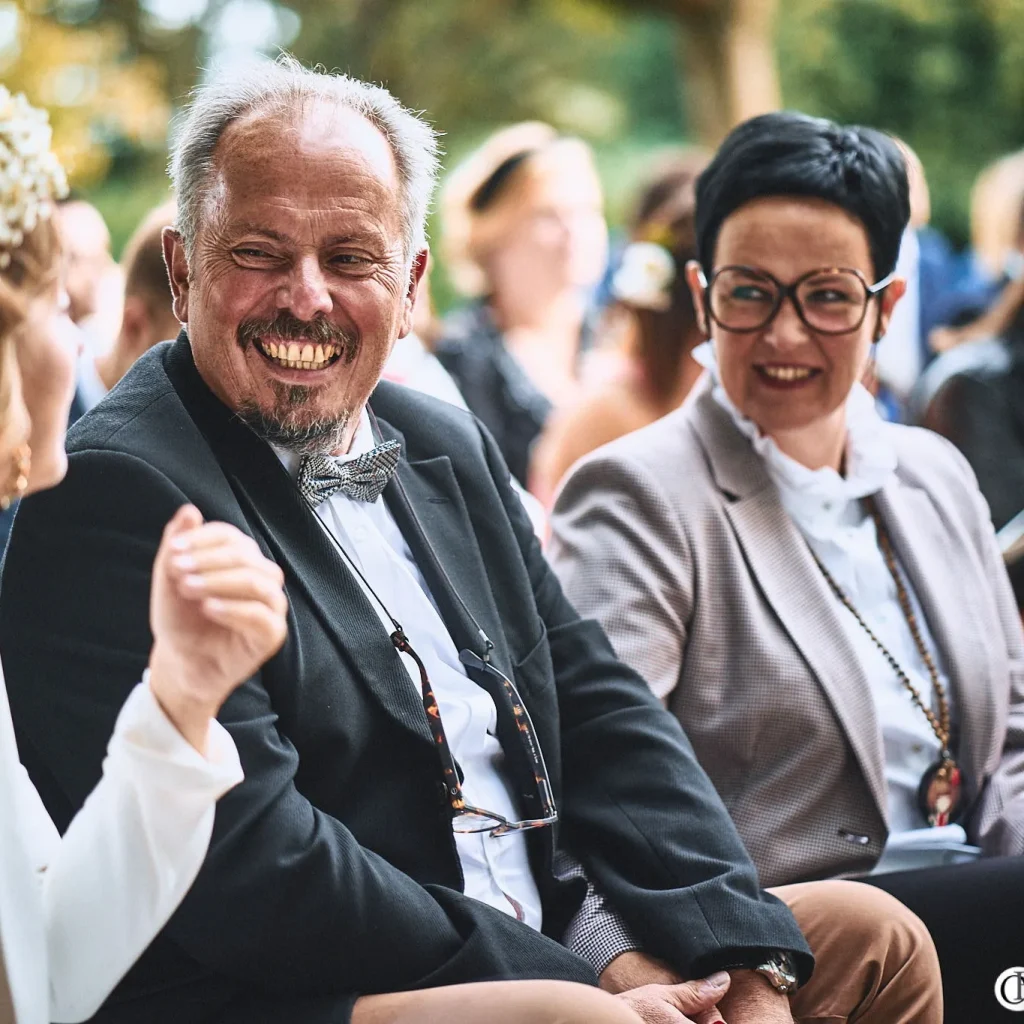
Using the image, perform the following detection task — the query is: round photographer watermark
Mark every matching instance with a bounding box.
[995,967,1024,1011]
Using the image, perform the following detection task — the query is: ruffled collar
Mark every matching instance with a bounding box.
[693,341,896,532]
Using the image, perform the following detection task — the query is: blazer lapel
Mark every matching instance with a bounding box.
[374,414,514,679]
[164,337,432,747]
[873,477,995,796]
[690,386,889,821]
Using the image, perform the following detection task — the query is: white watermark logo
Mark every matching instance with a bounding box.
[995,967,1024,1011]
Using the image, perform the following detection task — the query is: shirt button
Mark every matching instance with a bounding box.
[911,743,924,754]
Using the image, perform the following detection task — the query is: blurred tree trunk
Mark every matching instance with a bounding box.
[606,0,781,144]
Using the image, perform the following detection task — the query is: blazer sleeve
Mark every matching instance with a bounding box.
[943,444,1024,855]
[0,448,597,1001]
[479,429,813,982]
[548,451,692,701]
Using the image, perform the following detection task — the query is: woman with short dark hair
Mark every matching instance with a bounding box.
[550,110,1024,1019]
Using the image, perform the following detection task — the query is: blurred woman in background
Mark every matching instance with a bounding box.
[531,152,707,504]
[436,122,608,487]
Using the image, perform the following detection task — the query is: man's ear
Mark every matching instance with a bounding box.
[875,276,907,339]
[397,249,430,339]
[162,227,191,325]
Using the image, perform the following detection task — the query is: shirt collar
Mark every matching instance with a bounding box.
[692,340,897,531]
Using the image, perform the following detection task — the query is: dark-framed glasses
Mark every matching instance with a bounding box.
[699,265,895,336]
[392,633,558,838]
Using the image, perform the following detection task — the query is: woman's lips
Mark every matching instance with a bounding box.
[754,364,823,388]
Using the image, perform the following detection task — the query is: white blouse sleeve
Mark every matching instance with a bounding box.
[19,679,243,1023]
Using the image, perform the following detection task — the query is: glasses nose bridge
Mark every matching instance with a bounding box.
[766,280,811,335]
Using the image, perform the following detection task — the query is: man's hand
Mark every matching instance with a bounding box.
[148,505,288,754]
[715,970,795,1024]
[601,954,729,1023]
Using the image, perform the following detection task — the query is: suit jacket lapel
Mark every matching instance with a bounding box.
[375,413,514,679]
[164,337,432,746]
[873,477,995,795]
[690,386,889,821]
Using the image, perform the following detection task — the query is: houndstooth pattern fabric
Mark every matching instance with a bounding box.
[548,375,1024,883]
[554,851,642,974]
[297,441,401,507]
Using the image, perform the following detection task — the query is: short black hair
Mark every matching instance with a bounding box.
[695,111,910,280]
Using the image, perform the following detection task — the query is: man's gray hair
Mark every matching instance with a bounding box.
[169,54,440,261]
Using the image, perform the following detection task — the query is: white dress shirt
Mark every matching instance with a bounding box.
[277,413,543,929]
[0,667,243,1024]
[694,343,962,843]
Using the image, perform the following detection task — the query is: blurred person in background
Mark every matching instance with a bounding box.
[55,198,121,409]
[550,111,1021,1022]
[76,202,178,408]
[435,123,608,488]
[0,88,294,1024]
[920,270,1024,531]
[531,152,708,505]
[55,197,114,331]
[872,141,988,420]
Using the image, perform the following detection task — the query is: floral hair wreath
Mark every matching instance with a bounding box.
[611,239,676,312]
[0,86,69,270]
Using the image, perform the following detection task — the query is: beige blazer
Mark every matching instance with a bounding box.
[549,377,1024,887]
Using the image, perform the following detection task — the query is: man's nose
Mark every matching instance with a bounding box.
[280,256,332,321]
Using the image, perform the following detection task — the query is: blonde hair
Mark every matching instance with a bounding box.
[441,122,596,296]
[0,216,60,455]
[971,149,1024,277]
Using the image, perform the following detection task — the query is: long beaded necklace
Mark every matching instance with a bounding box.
[808,496,963,827]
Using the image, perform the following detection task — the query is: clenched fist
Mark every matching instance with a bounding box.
[147,504,288,754]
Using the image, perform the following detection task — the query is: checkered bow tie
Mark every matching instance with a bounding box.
[296,440,402,507]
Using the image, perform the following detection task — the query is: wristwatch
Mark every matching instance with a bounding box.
[751,951,800,994]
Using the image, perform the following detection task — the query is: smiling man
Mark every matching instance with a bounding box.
[0,59,940,1024]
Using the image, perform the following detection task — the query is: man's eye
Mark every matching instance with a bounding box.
[331,253,370,265]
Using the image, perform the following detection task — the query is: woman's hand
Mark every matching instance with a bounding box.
[147,504,288,754]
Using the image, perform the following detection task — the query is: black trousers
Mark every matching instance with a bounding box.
[865,856,1024,1023]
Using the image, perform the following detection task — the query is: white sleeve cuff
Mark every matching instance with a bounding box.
[105,676,243,799]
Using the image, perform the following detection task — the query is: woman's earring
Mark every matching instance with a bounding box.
[0,443,31,510]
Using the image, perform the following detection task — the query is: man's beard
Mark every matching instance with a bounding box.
[235,310,359,455]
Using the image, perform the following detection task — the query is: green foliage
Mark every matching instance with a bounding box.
[778,0,1024,246]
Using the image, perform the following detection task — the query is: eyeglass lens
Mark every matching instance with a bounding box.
[709,267,871,334]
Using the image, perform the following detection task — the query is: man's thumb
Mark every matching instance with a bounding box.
[668,972,730,1014]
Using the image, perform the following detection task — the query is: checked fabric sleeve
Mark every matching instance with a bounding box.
[554,850,642,975]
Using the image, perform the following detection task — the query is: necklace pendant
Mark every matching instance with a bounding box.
[918,757,963,827]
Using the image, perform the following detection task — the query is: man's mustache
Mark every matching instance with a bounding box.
[237,312,358,364]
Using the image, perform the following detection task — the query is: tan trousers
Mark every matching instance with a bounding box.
[352,878,941,1024]
[779,880,942,1024]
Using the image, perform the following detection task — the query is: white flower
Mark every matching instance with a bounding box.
[611,241,675,312]
[0,86,68,267]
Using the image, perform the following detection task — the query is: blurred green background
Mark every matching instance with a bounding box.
[6,0,1024,308]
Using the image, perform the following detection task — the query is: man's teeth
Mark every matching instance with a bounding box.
[761,365,815,381]
[260,340,342,370]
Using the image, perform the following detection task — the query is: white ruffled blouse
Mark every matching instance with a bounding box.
[0,663,243,1023]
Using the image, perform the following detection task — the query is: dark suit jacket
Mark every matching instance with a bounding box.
[0,335,808,1022]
